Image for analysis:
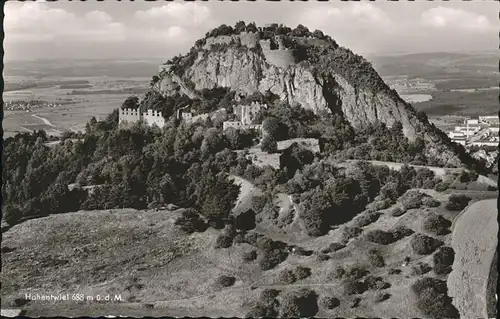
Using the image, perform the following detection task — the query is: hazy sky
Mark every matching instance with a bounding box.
[3,0,498,61]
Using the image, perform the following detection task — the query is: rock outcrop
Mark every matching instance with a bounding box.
[156,25,476,168]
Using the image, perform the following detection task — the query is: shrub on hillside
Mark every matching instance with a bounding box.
[278,269,297,284]
[434,182,450,192]
[319,296,340,310]
[261,135,278,153]
[445,194,471,211]
[261,288,281,302]
[433,246,455,275]
[258,239,289,270]
[279,289,319,318]
[423,197,441,208]
[364,275,390,290]
[342,279,368,295]
[374,292,391,303]
[242,250,257,262]
[345,265,369,280]
[292,246,313,256]
[411,277,459,318]
[363,229,395,245]
[294,266,312,280]
[329,242,346,252]
[251,195,270,213]
[411,262,432,276]
[368,249,385,267]
[317,253,330,261]
[388,268,401,275]
[329,266,346,280]
[392,225,415,240]
[341,226,363,243]
[329,264,368,281]
[352,212,380,228]
[401,191,426,210]
[423,213,452,235]
[245,304,278,318]
[215,234,234,248]
[235,209,256,231]
[391,206,407,217]
[2,205,23,226]
[411,234,444,255]
[216,275,236,287]
[174,209,208,233]
[250,288,281,317]
[243,231,263,246]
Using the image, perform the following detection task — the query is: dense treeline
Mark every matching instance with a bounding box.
[281,160,442,236]
[2,111,259,226]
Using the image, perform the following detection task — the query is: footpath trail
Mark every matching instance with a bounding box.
[446,199,497,319]
[32,114,55,127]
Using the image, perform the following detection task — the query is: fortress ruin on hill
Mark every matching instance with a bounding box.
[119,107,166,129]
[222,101,266,133]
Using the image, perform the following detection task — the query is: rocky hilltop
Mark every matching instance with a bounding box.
[154,22,476,168]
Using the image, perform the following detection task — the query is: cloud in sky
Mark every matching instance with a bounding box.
[3,1,497,60]
[421,7,493,33]
[132,2,218,43]
[4,3,127,43]
[300,3,395,33]
[4,2,216,46]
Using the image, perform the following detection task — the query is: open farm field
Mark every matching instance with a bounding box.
[412,89,499,116]
[3,76,151,136]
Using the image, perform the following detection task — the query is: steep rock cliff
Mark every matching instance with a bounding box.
[158,30,472,168]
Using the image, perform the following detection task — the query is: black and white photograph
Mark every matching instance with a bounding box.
[1,0,498,318]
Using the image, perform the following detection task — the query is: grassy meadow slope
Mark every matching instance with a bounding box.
[1,179,496,317]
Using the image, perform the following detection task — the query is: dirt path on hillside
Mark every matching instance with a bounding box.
[447,199,497,319]
[32,114,55,127]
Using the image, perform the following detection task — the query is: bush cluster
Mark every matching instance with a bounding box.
[319,296,340,309]
[373,292,391,303]
[433,246,455,275]
[242,250,257,262]
[278,266,312,284]
[401,191,427,210]
[279,289,319,318]
[341,226,363,243]
[368,249,385,267]
[364,275,390,290]
[342,279,368,295]
[174,209,209,233]
[330,264,369,281]
[352,211,380,228]
[392,225,415,240]
[215,234,234,249]
[410,234,444,255]
[411,277,459,318]
[388,268,401,275]
[445,194,471,211]
[216,275,236,287]
[411,262,432,276]
[257,238,289,270]
[278,269,297,284]
[363,229,396,245]
[245,288,280,318]
[390,206,407,217]
[423,213,451,235]
[423,197,441,208]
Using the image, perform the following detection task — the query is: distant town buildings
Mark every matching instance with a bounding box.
[447,116,499,147]
[4,100,62,111]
